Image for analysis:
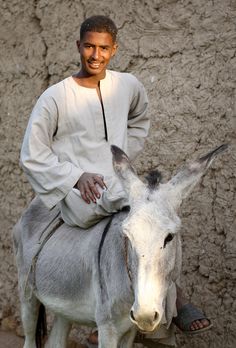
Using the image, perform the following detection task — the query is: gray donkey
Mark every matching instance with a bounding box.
[13,144,227,348]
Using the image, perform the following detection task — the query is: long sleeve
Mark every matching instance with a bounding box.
[20,90,83,209]
[127,79,149,160]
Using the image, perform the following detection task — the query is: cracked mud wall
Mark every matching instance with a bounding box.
[0,0,235,347]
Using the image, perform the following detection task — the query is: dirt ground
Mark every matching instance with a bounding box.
[0,330,146,347]
[0,330,88,348]
[0,331,23,348]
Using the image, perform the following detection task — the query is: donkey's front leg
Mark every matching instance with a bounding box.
[98,323,119,348]
[119,327,137,348]
[45,315,71,348]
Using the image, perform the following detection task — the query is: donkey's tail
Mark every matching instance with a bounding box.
[36,303,47,348]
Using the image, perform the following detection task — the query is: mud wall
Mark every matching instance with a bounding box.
[0,0,235,347]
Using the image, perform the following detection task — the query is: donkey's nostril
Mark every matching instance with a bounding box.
[130,310,136,322]
[154,311,158,321]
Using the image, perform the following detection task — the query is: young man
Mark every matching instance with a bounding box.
[20,15,211,346]
[20,15,149,228]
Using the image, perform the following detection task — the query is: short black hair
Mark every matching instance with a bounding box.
[80,15,118,42]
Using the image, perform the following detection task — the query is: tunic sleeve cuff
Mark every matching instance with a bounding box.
[39,166,84,209]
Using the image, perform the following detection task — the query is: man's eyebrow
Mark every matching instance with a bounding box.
[83,42,111,48]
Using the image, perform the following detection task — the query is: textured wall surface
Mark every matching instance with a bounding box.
[0,0,235,347]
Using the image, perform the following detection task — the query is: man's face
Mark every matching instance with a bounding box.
[77,31,117,78]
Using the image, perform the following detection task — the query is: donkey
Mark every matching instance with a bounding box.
[13,144,227,348]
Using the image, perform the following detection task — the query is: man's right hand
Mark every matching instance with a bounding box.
[75,172,107,204]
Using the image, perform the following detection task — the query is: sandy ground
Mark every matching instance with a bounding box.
[0,330,89,348]
[0,331,24,348]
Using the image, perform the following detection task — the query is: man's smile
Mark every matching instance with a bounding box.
[88,60,103,68]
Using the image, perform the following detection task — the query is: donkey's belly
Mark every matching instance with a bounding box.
[37,293,96,326]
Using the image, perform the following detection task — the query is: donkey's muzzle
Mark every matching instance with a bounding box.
[130,309,160,332]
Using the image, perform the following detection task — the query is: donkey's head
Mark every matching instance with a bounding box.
[111,144,228,332]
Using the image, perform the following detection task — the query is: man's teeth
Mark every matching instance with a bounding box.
[90,62,100,67]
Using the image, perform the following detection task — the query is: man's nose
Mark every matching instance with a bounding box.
[92,47,99,59]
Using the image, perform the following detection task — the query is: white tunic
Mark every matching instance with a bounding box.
[20,70,149,225]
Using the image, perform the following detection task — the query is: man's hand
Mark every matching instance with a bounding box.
[75,172,107,204]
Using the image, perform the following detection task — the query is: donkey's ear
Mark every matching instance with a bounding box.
[162,144,228,209]
[111,145,146,201]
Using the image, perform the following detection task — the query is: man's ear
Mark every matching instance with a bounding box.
[111,43,118,57]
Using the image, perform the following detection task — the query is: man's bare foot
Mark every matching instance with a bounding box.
[189,318,210,331]
[88,330,98,345]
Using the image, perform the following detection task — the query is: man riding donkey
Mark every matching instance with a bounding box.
[20,15,212,347]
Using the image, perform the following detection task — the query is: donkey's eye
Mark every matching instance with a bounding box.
[164,233,174,248]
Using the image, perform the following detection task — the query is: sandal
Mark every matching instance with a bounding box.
[173,303,213,335]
